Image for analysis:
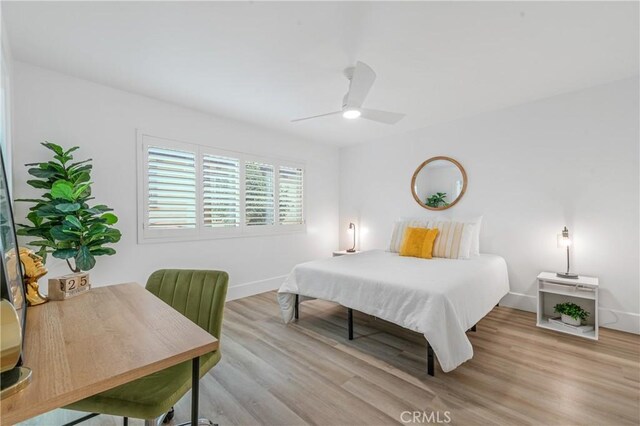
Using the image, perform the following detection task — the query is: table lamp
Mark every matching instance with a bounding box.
[1,299,32,399]
[347,222,356,253]
[557,226,578,279]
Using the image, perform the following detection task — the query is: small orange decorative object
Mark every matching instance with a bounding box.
[16,247,49,306]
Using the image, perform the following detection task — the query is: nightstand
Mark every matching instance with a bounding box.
[333,250,361,257]
[536,272,599,340]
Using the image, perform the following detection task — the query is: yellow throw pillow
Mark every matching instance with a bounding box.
[399,227,439,259]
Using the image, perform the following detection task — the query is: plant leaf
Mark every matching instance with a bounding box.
[72,171,90,184]
[64,215,83,230]
[15,198,46,203]
[72,182,92,199]
[28,167,58,179]
[27,240,56,247]
[42,142,64,155]
[50,225,77,241]
[52,248,78,259]
[27,179,51,189]
[55,202,81,212]
[100,213,118,225]
[75,246,96,271]
[65,146,80,156]
[89,247,116,256]
[36,204,65,217]
[51,180,75,201]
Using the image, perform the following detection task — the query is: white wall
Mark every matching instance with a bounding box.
[12,62,339,299]
[339,77,639,334]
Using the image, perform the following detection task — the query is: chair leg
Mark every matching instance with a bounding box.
[174,420,215,426]
[61,413,100,426]
[162,407,174,423]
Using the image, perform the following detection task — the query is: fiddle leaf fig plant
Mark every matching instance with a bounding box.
[16,142,121,272]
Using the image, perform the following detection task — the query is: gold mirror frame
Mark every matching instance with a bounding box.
[411,156,467,211]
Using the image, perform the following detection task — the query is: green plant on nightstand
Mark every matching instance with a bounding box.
[554,302,589,326]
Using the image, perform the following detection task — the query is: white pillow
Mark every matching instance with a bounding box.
[431,216,482,256]
[432,221,475,259]
[389,218,432,252]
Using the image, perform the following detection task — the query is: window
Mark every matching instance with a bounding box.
[278,166,304,225]
[202,154,240,228]
[245,161,275,226]
[138,132,305,242]
[146,146,197,229]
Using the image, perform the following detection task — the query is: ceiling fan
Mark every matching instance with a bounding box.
[291,61,405,124]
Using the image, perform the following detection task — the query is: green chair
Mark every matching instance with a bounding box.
[64,269,228,426]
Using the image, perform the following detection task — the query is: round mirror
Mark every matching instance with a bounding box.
[411,156,467,210]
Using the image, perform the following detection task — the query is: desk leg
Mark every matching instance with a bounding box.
[191,356,199,426]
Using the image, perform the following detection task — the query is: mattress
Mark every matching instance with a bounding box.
[277,249,509,372]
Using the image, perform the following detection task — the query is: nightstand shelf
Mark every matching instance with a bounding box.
[537,272,599,340]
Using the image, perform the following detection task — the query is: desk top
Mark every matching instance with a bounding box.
[1,283,218,425]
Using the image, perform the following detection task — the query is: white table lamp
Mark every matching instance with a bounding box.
[557,226,578,279]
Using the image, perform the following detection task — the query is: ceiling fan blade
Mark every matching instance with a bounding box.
[345,61,376,108]
[360,108,406,124]
[291,111,342,122]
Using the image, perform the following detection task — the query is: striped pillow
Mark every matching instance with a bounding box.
[432,221,475,259]
[389,219,432,252]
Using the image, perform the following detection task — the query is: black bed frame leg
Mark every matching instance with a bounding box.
[470,324,477,332]
[426,342,435,376]
[347,308,353,340]
[294,294,299,320]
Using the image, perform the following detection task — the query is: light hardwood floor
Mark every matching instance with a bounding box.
[20,291,640,426]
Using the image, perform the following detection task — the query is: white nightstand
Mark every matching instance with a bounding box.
[536,272,599,340]
[333,250,361,257]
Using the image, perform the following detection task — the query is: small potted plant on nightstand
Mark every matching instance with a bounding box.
[554,302,589,326]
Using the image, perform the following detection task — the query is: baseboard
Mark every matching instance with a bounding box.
[499,292,537,312]
[499,292,640,335]
[226,274,287,301]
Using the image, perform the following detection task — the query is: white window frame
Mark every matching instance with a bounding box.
[137,130,306,244]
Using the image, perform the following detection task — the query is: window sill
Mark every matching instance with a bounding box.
[137,224,307,245]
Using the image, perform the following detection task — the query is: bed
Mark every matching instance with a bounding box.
[277,249,509,374]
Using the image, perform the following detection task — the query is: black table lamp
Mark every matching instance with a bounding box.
[557,226,578,279]
[347,222,356,253]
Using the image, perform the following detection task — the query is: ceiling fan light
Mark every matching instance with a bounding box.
[342,109,361,119]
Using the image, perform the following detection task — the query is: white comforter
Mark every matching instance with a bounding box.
[277,250,509,372]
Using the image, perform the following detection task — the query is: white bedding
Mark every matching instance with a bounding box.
[277,250,509,372]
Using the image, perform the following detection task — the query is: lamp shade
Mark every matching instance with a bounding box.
[557,226,572,248]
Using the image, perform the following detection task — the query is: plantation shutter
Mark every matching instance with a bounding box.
[146,146,197,229]
[278,166,304,225]
[245,161,275,226]
[202,154,241,228]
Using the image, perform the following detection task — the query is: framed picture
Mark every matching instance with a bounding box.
[0,150,27,364]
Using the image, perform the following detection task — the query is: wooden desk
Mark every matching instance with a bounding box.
[1,283,218,425]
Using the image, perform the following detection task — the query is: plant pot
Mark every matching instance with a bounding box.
[561,313,581,326]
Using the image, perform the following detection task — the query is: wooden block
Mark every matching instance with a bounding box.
[48,273,91,300]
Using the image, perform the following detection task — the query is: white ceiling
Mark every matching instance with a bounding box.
[3,1,639,146]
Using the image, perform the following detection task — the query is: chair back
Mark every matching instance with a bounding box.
[145,269,228,339]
